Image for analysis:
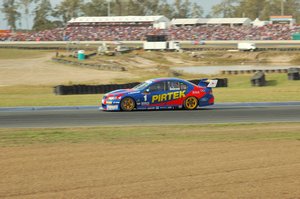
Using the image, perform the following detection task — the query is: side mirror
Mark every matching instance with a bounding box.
[144,88,150,93]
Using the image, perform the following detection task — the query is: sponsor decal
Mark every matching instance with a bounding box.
[141,102,150,106]
[128,91,140,94]
[106,105,118,110]
[151,91,185,103]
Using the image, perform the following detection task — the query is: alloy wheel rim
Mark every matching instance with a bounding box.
[186,97,197,109]
[123,98,134,110]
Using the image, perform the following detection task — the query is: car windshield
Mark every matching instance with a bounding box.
[132,80,152,90]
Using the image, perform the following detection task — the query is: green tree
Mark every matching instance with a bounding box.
[112,0,128,15]
[32,0,54,31]
[126,0,144,15]
[191,2,204,17]
[18,0,34,29]
[1,0,20,30]
[142,0,160,15]
[81,0,107,16]
[211,0,239,17]
[235,0,266,19]
[267,0,300,18]
[171,0,203,18]
[108,0,161,16]
[157,0,173,18]
[173,0,191,18]
[233,0,300,20]
[53,0,83,24]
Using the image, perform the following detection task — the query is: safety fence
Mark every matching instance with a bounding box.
[54,78,228,95]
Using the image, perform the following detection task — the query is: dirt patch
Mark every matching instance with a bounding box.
[0,53,137,86]
[1,141,299,199]
[1,50,300,87]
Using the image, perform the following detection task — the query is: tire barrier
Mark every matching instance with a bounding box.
[188,78,228,87]
[251,72,266,86]
[288,68,300,80]
[54,82,140,95]
[52,58,126,71]
[221,68,288,75]
[54,78,229,95]
[85,52,97,59]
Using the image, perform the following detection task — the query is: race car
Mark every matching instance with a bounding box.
[101,77,217,111]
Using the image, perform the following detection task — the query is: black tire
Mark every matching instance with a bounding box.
[120,97,135,111]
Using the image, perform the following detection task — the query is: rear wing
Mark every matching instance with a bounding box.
[198,79,218,88]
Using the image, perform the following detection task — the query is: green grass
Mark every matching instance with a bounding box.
[0,86,102,107]
[213,73,300,102]
[0,73,299,107]
[1,123,300,146]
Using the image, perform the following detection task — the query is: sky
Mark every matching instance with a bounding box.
[0,0,222,29]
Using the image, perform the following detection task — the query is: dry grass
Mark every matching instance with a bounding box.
[1,123,300,146]
[1,123,300,198]
[0,49,50,59]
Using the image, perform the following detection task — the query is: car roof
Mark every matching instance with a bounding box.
[150,77,188,83]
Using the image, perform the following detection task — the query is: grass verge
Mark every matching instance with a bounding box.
[1,123,300,146]
[0,86,101,107]
[0,73,299,107]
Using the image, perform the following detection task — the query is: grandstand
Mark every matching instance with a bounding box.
[1,16,299,42]
[171,18,251,27]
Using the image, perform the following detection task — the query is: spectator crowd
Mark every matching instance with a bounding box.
[1,23,299,41]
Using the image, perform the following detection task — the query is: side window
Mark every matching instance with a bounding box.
[168,81,180,91]
[149,82,165,92]
[168,81,187,91]
[180,82,187,90]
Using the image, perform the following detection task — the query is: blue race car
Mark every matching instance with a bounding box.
[101,77,217,111]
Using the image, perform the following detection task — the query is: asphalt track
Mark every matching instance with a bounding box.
[0,102,300,128]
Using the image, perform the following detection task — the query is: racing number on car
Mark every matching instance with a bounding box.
[143,95,147,102]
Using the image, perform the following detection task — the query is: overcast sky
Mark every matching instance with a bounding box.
[0,0,222,29]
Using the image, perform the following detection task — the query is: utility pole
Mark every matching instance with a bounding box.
[107,0,111,16]
[281,0,286,16]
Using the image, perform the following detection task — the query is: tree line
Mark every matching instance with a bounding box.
[2,0,300,31]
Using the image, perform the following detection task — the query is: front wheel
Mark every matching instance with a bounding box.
[120,97,135,111]
[184,96,198,110]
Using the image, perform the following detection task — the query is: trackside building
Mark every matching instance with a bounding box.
[68,16,170,29]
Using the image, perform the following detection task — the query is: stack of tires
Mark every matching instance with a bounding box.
[288,68,300,80]
[54,82,141,95]
[251,71,266,86]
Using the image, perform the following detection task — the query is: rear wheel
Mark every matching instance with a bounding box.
[120,97,135,111]
[184,96,198,110]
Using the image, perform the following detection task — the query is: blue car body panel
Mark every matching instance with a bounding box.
[102,78,215,111]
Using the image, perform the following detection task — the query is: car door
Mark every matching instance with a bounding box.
[141,81,169,108]
[165,80,188,106]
